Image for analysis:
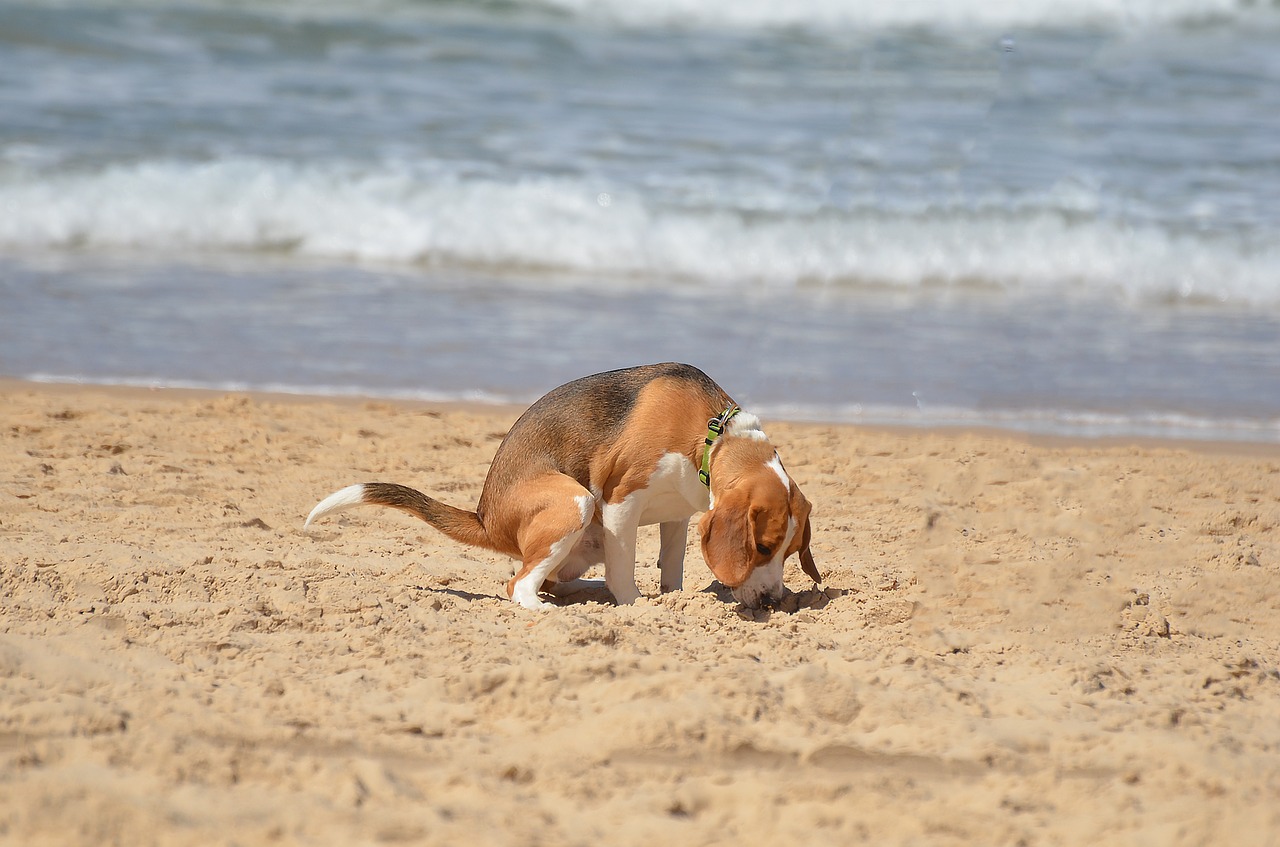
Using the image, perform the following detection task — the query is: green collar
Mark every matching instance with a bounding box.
[699,403,740,487]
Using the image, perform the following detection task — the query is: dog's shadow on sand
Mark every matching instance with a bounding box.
[408,584,500,604]
[408,578,837,620]
[547,578,837,620]
[698,581,837,621]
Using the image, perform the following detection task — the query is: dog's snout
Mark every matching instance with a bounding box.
[728,559,787,610]
[741,590,784,611]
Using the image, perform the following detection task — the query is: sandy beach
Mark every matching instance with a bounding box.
[2,378,1278,846]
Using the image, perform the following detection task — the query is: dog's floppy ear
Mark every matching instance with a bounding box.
[799,517,820,584]
[698,494,755,589]
[790,483,821,584]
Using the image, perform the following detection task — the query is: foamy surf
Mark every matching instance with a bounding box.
[2,159,1277,307]
[529,0,1275,31]
[24,0,1278,32]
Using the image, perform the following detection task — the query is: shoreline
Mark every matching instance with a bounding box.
[5,375,1278,459]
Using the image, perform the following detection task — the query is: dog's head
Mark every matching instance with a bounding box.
[698,450,818,609]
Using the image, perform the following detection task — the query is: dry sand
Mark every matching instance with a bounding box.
[2,379,1279,846]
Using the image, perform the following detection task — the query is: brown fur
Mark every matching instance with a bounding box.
[590,380,722,505]
[360,483,491,550]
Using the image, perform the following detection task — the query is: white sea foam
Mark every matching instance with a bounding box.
[527,0,1270,32]
[25,0,1277,32]
[2,159,1278,307]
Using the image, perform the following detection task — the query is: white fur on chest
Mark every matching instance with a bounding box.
[631,451,710,524]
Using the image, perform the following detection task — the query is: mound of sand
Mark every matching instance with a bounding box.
[2,381,1278,845]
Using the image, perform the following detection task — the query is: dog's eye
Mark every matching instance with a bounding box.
[756,543,772,557]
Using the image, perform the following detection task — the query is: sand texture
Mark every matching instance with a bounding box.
[3,381,1279,846]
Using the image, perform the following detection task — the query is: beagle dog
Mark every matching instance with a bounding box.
[305,363,819,610]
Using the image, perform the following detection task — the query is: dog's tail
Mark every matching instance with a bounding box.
[304,482,494,551]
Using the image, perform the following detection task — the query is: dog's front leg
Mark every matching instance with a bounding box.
[601,502,642,605]
[658,519,688,593]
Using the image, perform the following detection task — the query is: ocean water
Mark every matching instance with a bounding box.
[2,0,1278,440]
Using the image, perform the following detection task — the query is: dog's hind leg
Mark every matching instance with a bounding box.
[505,475,596,610]
[509,533,582,610]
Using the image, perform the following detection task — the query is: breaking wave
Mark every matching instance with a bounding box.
[2,157,1277,307]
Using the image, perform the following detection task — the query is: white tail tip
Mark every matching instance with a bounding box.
[304,483,367,529]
